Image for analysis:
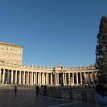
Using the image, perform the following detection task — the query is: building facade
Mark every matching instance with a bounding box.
[0,42,97,86]
[0,42,23,66]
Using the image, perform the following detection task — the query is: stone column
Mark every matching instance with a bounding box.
[68,73,70,85]
[2,69,5,84]
[23,71,25,85]
[42,73,44,85]
[19,71,21,84]
[37,72,40,85]
[35,72,37,84]
[57,73,60,85]
[38,72,41,85]
[57,73,59,85]
[76,72,78,85]
[0,69,1,84]
[41,73,43,85]
[6,70,8,84]
[27,72,29,85]
[84,72,86,85]
[51,73,53,85]
[33,72,35,84]
[14,71,16,84]
[30,72,32,85]
[25,72,27,84]
[29,72,31,84]
[44,73,46,85]
[37,72,39,85]
[61,72,63,86]
[80,72,83,85]
[72,73,74,85]
[65,73,67,85]
[31,72,33,85]
[88,72,90,84]
[55,73,58,85]
[62,73,64,85]
[8,70,11,84]
[40,72,42,85]
[63,73,65,85]
[11,70,13,84]
[46,73,49,85]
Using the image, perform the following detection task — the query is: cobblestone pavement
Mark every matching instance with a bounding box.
[0,88,98,107]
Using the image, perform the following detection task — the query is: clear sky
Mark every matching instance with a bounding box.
[0,0,107,67]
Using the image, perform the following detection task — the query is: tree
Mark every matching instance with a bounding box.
[95,16,107,84]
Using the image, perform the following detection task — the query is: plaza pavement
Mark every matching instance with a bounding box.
[0,87,98,107]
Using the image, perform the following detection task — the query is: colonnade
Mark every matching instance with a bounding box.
[0,67,98,86]
[0,69,50,85]
[53,71,97,86]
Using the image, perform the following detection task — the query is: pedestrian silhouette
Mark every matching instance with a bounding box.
[14,85,17,95]
[36,85,39,96]
[43,85,47,96]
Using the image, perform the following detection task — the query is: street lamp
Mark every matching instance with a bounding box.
[61,66,63,86]
[52,68,55,85]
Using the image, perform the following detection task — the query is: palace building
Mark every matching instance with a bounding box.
[0,42,97,86]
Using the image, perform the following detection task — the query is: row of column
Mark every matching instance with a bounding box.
[67,72,98,85]
[0,68,97,86]
[54,72,97,86]
[0,69,51,85]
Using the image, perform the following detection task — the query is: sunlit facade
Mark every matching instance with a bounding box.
[0,42,97,86]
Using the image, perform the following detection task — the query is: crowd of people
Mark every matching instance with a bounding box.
[35,85,47,96]
[13,85,47,96]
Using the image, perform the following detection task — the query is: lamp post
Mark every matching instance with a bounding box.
[52,68,55,86]
[61,66,63,87]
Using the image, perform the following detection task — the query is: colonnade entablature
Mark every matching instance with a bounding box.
[0,62,95,70]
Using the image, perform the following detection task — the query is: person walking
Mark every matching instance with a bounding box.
[36,85,39,96]
[43,85,47,96]
[14,85,17,95]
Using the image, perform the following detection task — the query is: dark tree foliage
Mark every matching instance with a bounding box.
[96,16,107,84]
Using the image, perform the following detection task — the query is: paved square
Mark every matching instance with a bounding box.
[0,88,98,107]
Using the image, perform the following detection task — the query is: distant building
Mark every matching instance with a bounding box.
[0,42,97,86]
[0,42,23,66]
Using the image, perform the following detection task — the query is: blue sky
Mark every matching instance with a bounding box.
[0,0,107,67]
